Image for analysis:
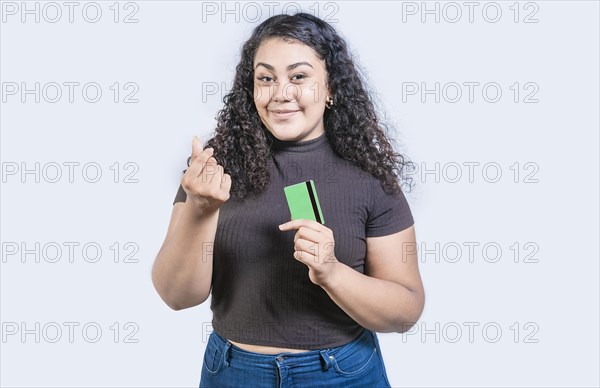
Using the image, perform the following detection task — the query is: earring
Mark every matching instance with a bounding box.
[325,96,333,109]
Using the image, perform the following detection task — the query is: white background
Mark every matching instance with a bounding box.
[1,1,599,387]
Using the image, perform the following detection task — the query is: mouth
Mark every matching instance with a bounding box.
[269,109,300,119]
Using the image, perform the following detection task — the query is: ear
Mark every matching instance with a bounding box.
[324,78,332,98]
[324,81,334,108]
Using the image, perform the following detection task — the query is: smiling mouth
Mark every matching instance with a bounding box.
[270,110,299,119]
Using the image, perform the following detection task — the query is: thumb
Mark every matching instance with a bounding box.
[191,136,204,160]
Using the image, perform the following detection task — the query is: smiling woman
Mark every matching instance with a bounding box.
[151,11,424,388]
[253,39,330,143]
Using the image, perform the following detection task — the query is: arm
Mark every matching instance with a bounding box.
[320,225,425,333]
[152,137,231,311]
[151,202,219,310]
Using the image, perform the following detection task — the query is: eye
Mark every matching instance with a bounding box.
[291,74,306,81]
[257,76,274,83]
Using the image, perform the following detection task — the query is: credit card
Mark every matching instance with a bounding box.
[283,180,325,225]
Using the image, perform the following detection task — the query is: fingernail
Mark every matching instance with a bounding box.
[207,147,214,153]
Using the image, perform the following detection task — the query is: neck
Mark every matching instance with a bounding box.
[268,131,329,153]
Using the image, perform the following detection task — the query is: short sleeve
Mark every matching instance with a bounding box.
[173,184,187,205]
[173,168,188,205]
[365,178,414,237]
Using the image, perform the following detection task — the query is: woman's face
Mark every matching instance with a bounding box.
[253,37,330,142]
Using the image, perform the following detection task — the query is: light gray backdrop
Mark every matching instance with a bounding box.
[1,1,599,387]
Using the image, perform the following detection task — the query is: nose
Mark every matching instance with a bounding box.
[272,80,299,102]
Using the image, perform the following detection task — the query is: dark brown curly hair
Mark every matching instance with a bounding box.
[187,12,415,201]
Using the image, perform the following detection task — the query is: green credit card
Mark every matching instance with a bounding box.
[283,180,325,225]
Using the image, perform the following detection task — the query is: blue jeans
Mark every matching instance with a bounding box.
[199,327,392,387]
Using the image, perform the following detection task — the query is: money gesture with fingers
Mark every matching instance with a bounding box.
[181,136,232,217]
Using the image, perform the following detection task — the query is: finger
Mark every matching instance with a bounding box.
[191,136,207,160]
[294,235,321,252]
[294,227,325,244]
[221,173,232,192]
[293,249,316,264]
[197,156,218,176]
[294,238,312,253]
[293,250,303,262]
[205,162,225,187]
[187,149,215,179]
[280,219,325,234]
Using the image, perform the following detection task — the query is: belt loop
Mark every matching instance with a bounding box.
[319,349,333,370]
[223,341,232,367]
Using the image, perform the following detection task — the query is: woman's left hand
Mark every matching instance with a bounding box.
[278,219,340,287]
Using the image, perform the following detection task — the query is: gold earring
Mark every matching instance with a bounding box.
[325,96,334,109]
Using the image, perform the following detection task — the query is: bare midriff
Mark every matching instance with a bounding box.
[227,339,312,354]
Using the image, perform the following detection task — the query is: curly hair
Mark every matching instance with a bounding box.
[188,12,415,201]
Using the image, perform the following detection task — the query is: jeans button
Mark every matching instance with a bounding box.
[276,356,285,362]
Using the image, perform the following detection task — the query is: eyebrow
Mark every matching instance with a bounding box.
[254,62,314,71]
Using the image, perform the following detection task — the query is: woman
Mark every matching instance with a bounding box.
[152,12,425,388]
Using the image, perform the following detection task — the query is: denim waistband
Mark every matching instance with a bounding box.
[209,327,373,369]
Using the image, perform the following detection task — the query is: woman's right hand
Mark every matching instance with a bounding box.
[181,136,232,217]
